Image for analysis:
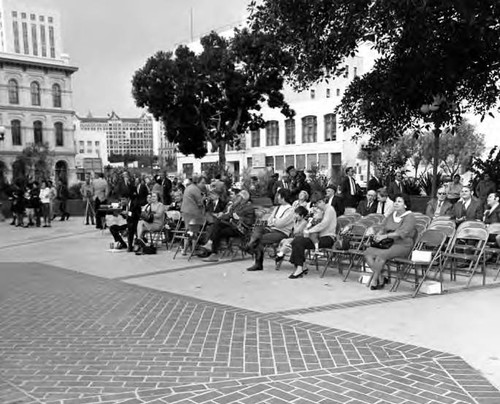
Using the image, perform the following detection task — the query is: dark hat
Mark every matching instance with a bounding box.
[286,165,295,173]
[271,173,279,178]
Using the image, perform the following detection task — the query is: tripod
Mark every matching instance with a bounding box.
[83,198,96,225]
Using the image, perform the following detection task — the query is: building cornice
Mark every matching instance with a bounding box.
[0,54,78,75]
[0,105,75,115]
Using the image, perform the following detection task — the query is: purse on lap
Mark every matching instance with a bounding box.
[370,237,394,249]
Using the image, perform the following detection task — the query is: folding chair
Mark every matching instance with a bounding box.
[366,213,385,223]
[416,216,431,227]
[438,226,489,288]
[173,219,208,261]
[484,223,500,281]
[143,213,168,249]
[321,223,369,279]
[390,229,448,294]
[457,220,486,231]
[168,216,185,250]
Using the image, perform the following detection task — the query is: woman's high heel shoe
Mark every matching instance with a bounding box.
[289,268,308,279]
[275,255,285,270]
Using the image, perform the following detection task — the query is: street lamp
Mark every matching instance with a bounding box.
[361,143,378,187]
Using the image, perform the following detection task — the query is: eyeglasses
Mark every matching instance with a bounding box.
[437,192,446,195]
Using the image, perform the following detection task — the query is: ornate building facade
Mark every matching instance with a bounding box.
[0,0,78,184]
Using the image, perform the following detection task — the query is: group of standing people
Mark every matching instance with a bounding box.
[9,179,70,228]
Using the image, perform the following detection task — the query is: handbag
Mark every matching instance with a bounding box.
[140,205,154,223]
[370,237,394,249]
[334,232,351,250]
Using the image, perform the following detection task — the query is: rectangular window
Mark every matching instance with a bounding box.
[21,13,26,19]
[48,26,55,58]
[324,114,337,141]
[336,88,340,96]
[31,24,38,55]
[296,154,305,170]
[48,17,53,23]
[265,156,274,168]
[354,67,358,77]
[326,88,331,98]
[275,155,284,171]
[318,153,328,171]
[30,14,36,21]
[285,155,294,169]
[247,157,252,168]
[22,22,29,54]
[266,121,279,146]
[310,89,315,99]
[12,21,20,53]
[12,11,17,18]
[285,118,295,145]
[250,129,260,148]
[11,120,22,146]
[39,16,44,22]
[307,153,317,170]
[344,66,349,78]
[95,141,100,147]
[302,116,317,143]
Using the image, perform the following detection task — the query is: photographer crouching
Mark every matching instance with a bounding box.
[109,195,141,252]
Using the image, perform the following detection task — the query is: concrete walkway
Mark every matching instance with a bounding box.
[0,219,499,404]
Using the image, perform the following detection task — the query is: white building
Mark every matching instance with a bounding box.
[177,55,367,184]
[73,116,108,179]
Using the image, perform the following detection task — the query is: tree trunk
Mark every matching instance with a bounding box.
[218,141,226,171]
[431,125,441,198]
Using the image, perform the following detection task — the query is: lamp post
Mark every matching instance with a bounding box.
[361,143,378,187]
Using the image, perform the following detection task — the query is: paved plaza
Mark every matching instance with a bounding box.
[1,220,500,404]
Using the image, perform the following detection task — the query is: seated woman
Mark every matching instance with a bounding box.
[275,206,309,270]
[288,192,337,279]
[136,192,166,246]
[364,193,417,290]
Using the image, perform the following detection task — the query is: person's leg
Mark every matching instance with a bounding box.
[95,198,102,228]
[309,232,320,253]
[247,228,274,271]
[289,236,315,277]
[127,220,138,251]
[136,220,145,240]
[110,225,127,246]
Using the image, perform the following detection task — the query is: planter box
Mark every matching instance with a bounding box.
[67,200,86,216]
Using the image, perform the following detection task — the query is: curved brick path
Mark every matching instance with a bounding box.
[1,262,499,404]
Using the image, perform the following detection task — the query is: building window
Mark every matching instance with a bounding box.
[40,25,46,56]
[22,22,29,54]
[55,122,64,146]
[336,88,340,96]
[48,26,55,58]
[21,13,27,19]
[30,14,36,21]
[354,67,358,77]
[266,120,279,146]
[285,118,295,145]
[31,82,41,105]
[310,89,315,99]
[8,79,19,104]
[11,120,22,146]
[31,24,38,55]
[48,16,53,23]
[12,11,17,18]
[79,140,84,153]
[34,121,43,144]
[344,66,349,78]
[302,116,317,143]
[52,83,62,107]
[12,21,20,53]
[39,16,44,22]
[251,129,260,148]
[326,88,331,98]
[324,113,337,141]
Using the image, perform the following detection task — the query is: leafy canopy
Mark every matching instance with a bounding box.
[249,0,500,143]
[132,29,294,165]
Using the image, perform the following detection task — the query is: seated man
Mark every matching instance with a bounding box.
[246,188,295,271]
[425,186,453,218]
[326,185,345,216]
[483,192,500,246]
[202,190,255,262]
[376,187,394,217]
[357,189,377,216]
[109,195,141,251]
[450,185,483,225]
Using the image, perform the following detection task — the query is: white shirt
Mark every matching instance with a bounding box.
[377,198,394,217]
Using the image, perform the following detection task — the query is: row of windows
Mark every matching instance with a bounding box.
[10,120,65,146]
[12,11,54,23]
[8,79,62,107]
[246,153,342,172]
[250,114,337,148]
[12,19,55,57]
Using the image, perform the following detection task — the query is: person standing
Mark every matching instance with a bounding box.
[446,174,463,205]
[93,173,109,229]
[340,167,360,208]
[39,180,52,227]
[180,176,207,254]
[387,172,406,201]
[476,173,496,208]
[56,178,70,221]
[80,176,95,225]
[162,173,172,206]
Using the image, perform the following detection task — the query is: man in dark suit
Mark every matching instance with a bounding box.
[340,167,361,208]
[484,192,500,225]
[450,185,483,225]
[387,171,406,200]
[357,189,378,216]
[325,185,345,216]
[367,175,382,192]
[109,195,142,252]
[162,174,172,206]
[425,186,454,218]
[135,176,150,206]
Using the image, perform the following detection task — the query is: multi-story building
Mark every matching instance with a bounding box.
[77,111,155,160]
[177,55,367,184]
[157,120,177,171]
[0,0,78,184]
[73,114,108,179]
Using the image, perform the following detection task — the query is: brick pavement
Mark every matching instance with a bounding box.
[0,262,499,404]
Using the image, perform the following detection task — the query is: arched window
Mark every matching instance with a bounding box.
[54,122,64,146]
[34,120,43,144]
[324,113,337,141]
[8,79,19,104]
[31,81,41,106]
[285,118,295,145]
[302,115,317,143]
[11,120,22,145]
[52,83,61,107]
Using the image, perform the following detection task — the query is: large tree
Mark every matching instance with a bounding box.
[249,0,500,195]
[132,29,293,169]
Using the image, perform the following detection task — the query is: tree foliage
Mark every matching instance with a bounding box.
[132,29,294,168]
[471,146,500,189]
[13,142,54,186]
[421,120,485,177]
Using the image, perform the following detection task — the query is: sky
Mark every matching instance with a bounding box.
[40,0,250,118]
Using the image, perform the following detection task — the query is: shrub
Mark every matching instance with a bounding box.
[418,171,443,196]
[68,182,82,200]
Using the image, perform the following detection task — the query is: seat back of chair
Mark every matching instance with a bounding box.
[416,216,432,226]
[487,223,500,236]
[449,227,489,257]
[457,220,487,232]
[366,213,385,222]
